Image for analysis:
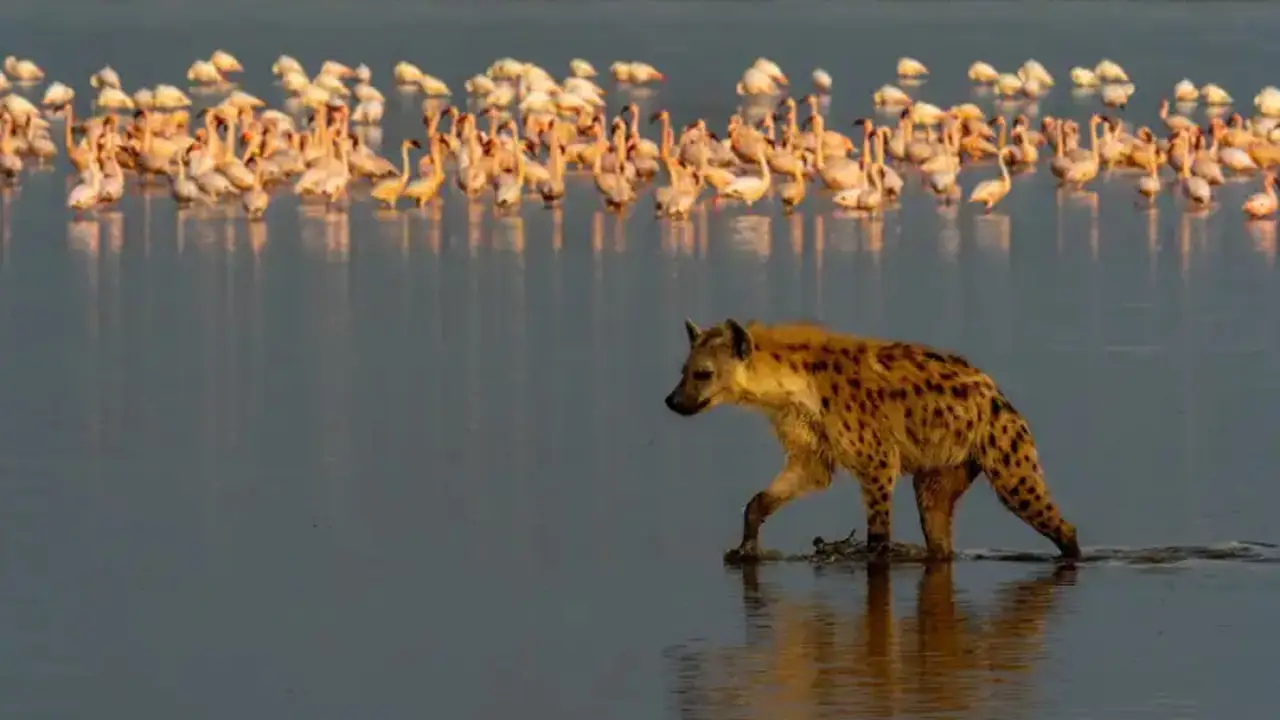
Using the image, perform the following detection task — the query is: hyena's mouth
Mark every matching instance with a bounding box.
[665,393,711,416]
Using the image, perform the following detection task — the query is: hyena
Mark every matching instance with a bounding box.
[663,318,1081,563]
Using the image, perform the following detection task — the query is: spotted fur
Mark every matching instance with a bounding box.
[664,318,1081,562]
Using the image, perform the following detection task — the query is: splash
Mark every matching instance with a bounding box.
[749,530,1280,566]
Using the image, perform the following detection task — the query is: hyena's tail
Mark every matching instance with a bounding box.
[975,395,1081,559]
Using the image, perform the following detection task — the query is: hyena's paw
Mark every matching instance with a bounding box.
[723,540,762,565]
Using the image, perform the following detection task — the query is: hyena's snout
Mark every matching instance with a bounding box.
[664,383,705,416]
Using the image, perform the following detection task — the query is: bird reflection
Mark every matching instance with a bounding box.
[374,204,411,257]
[326,210,351,262]
[697,202,710,259]
[610,210,627,253]
[67,217,100,257]
[728,214,770,258]
[824,211,863,253]
[175,207,193,253]
[425,207,444,254]
[787,211,803,257]
[550,206,564,253]
[415,194,444,222]
[591,210,605,255]
[492,215,526,257]
[192,212,221,249]
[937,203,960,261]
[1051,188,1097,266]
[219,216,238,254]
[669,563,1076,720]
[468,200,485,255]
[661,212,696,257]
[1246,219,1277,266]
[974,211,1011,257]
[372,206,403,228]
[862,213,884,255]
[102,208,124,254]
[1085,192,1100,263]
[0,188,10,267]
[994,98,1024,117]
[247,216,268,259]
[1144,206,1160,257]
[812,213,825,314]
[1178,210,1193,280]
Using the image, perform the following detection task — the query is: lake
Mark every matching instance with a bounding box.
[2,2,1279,718]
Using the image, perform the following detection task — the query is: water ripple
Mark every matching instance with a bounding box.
[758,532,1280,566]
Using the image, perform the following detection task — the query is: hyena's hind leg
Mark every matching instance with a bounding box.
[977,400,1082,560]
[912,460,982,560]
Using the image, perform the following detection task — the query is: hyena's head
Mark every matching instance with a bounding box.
[664,318,754,417]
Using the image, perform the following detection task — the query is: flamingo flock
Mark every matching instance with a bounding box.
[0,51,1277,227]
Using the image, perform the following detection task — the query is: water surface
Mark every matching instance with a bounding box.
[2,2,1280,718]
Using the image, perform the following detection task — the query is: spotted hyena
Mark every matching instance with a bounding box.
[663,318,1081,563]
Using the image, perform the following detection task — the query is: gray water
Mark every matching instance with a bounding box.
[3,2,1280,718]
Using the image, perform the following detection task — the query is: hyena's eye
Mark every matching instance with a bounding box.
[692,370,713,382]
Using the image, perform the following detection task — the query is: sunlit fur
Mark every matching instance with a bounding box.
[665,319,1081,562]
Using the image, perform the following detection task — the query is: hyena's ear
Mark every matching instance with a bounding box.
[725,319,753,360]
[684,318,702,346]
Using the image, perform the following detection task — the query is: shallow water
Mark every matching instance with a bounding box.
[3,2,1280,718]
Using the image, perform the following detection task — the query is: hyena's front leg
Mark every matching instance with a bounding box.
[725,452,833,564]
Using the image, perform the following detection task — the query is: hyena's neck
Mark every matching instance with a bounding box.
[733,351,822,416]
